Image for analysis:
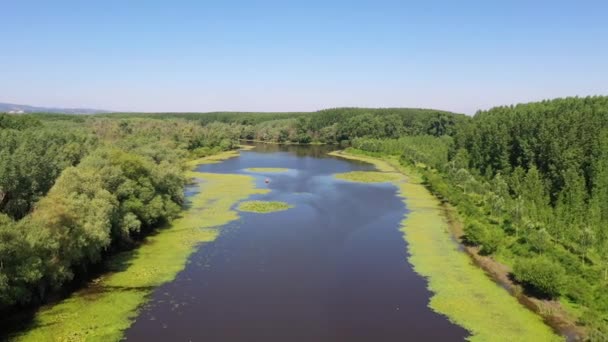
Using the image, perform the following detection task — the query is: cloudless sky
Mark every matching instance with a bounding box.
[1,0,607,114]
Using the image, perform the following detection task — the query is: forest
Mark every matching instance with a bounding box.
[1,97,608,337]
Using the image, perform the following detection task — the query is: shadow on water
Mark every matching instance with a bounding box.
[125,143,469,341]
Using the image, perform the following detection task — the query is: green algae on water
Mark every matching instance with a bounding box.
[15,155,268,342]
[237,200,293,213]
[185,150,241,168]
[185,146,254,168]
[334,171,402,183]
[330,150,562,342]
[245,167,289,173]
[328,150,395,172]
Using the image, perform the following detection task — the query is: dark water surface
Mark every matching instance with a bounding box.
[125,144,468,341]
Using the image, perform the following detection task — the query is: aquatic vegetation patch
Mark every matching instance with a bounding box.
[331,150,561,341]
[15,169,268,341]
[328,150,395,172]
[245,167,289,173]
[185,146,252,168]
[334,171,402,183]
[237,200,293,213]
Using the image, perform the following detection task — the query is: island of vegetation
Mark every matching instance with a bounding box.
[237,200,293,213]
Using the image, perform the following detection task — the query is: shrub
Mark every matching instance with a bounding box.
[512,257,566,298]
[564,276,593,304]
[463,220,486,246]
[219,138,233,151]
[296,134,312,144]
[480,228,504,255]
[463,220,504,255]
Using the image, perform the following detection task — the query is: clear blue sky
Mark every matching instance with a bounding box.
[1,0,607,114]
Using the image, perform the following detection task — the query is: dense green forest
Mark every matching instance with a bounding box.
[2,98,608,337]
[98,107,466,145]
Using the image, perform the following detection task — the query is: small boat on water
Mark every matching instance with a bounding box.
[265,178,270,184]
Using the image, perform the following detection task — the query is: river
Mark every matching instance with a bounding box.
[124,144,467,341]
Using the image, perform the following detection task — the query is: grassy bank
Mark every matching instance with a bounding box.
[334,170,401,183]
[330,149,561,341]
[237,200,293,213]
[185,145,254,168]
[13,151,267,342]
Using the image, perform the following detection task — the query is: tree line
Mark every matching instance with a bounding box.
[95,107,466,145]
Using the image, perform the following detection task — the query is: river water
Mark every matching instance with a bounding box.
[124,144,468,341]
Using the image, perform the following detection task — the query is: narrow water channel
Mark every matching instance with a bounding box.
[125,144,468,341]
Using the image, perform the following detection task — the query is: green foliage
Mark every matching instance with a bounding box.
[526,228,552,255]
[458,96,608,204]
[513,257,566,299]
[463,220,504,255]
[0,114,42,130]
[0,215,42,306]
[206,107,467,144]
[464,220,486,246]
[564,276,594,304]
[0,126,95,219]
[352,135,452,169]
[0,115,240,311]
[100,111,307,125]
[0,146,188,306]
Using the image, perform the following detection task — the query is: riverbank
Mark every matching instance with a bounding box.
[440,203,586,340]
[329,150,562,341]
[11,148,266,341]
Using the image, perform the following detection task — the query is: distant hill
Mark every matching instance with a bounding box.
[0,102,110,114]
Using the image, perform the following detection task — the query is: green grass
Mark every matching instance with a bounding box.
[334,171,402,183]
[328,150,395,172]
[237,200,293,213]
[14,162,268,341]
[245,167,289,173]
[184,145,253,168]
[331,150,562,342]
